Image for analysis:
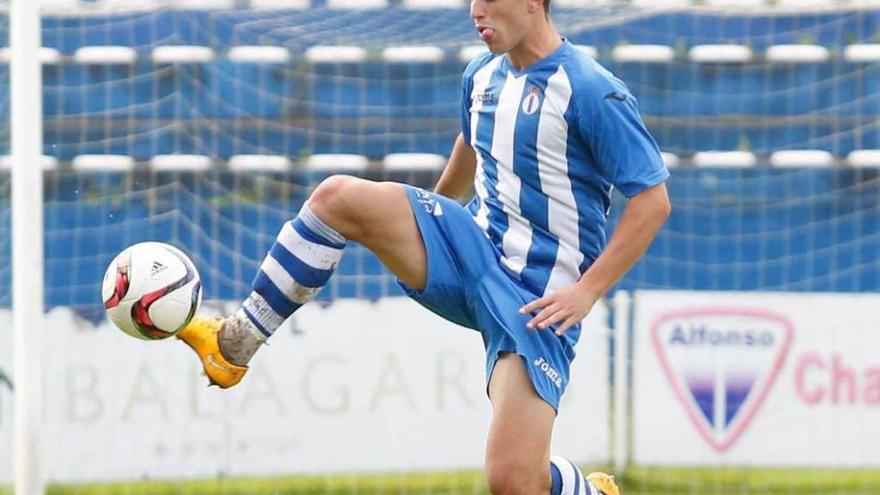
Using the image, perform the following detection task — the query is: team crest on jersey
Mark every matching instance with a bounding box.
[521,86,542,115]
[650,308,794,452]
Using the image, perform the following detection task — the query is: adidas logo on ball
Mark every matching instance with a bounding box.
[150,261,167,276]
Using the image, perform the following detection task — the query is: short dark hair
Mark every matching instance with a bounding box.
[544,0,550,12]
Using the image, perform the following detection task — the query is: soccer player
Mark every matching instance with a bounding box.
[179,0,670,493]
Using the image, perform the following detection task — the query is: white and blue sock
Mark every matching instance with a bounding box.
[240,202,345,338]
[550,456,600,495]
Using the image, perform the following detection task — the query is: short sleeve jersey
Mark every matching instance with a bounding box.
[460,40,668,295]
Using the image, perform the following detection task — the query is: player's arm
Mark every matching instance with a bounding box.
[435,64,480,200]
[521,183,670,333]
[578,182,670,295]
[434,133,477,199]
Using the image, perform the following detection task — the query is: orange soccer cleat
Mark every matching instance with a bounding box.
[586,472,620,495]
[176,315,248,389]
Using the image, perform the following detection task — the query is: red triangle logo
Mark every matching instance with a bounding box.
[650,307,794,452]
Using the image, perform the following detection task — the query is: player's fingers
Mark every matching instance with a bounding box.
[526,303,559,329]
[520,296,551,315]
[555,315,580,335]
[537,309,568,330]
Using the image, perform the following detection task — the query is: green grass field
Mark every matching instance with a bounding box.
[3,467,879,495]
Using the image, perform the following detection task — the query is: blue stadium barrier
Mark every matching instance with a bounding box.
[42,118,880,161]
[0,167,876,309]
[4,7,880,309]
[44,122,315,161]
[207,61,296,118]
[31,53,880,160]
[31,9,880,53]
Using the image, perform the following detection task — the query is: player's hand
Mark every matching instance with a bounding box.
[519,283,600,336]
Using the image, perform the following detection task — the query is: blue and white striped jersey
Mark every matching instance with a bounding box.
[461,40,668,296]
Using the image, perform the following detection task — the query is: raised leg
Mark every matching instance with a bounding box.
[178,175,428,388]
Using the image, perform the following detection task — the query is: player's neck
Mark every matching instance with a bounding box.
[506,23,562,72]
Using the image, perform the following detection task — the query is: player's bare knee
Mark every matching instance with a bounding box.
[485,458,550,495]
[308,175,365,239]
[309,174,356,212]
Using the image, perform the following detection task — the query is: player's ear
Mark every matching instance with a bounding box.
[526,0,543,14]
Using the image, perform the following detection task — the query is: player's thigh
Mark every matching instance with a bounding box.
[485,353,555,494]
[308,175,426,290]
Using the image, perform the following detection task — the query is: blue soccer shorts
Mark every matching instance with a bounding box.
[397,186,581,410]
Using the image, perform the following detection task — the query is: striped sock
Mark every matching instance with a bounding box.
[550,456,599,495]
[241,203,345,338]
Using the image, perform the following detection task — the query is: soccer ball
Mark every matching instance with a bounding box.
[102,242,202,340]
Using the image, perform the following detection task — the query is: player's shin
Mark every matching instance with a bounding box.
[222,202,346,365]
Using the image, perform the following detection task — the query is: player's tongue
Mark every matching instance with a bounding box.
[479,27,495,42]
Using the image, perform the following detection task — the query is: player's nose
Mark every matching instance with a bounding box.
[470,0,486,19]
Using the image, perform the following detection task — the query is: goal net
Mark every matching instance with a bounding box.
[2,0,880,494]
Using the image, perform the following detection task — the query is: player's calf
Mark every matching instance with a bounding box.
[485,458,551,495]
[234,196,345,353]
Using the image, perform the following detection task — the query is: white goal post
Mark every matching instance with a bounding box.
[10,0,44,495]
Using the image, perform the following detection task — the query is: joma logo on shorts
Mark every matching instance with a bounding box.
[415,189,443,216]
[533,357,563,389]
